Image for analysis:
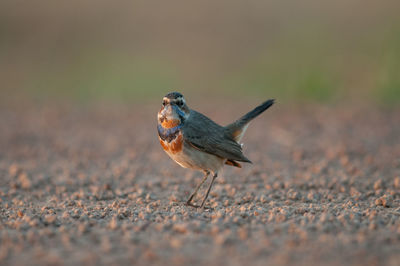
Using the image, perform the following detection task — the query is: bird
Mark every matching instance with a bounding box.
[157,92,274,209]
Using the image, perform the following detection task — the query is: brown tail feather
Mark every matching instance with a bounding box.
[225,159,242,168]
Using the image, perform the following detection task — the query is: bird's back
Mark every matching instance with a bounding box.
[182,110,251,164]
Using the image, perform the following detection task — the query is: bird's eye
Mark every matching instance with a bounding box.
[162,100,167,106]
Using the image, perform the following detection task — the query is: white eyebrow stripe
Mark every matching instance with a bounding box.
[163,96,186,104]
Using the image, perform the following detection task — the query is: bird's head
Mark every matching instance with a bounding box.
[158,92,190,128]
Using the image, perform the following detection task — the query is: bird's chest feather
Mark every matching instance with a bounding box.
[158,122,184,154]
[158,120,224,171]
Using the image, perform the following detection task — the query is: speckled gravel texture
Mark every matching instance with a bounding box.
[0,101,399,266]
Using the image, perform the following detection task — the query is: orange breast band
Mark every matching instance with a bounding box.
[161,119,180,129]
[159,138,169,151]
[159,133,183,154]
[169,134,183,154]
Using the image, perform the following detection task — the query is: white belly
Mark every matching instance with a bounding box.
[166,143,224,172]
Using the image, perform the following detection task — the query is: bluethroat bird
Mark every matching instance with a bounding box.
[157,92,274,209]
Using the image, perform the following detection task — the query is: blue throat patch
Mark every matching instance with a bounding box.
[158,123,182,142]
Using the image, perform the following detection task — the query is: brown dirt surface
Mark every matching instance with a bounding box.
[0,101,399,266]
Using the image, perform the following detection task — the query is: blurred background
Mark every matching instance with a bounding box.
[1,0,400,105]
[2,2,400,265]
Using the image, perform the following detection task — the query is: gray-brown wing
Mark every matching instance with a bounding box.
[182,110,252,163]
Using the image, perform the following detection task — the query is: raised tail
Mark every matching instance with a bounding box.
[225,99,275,142]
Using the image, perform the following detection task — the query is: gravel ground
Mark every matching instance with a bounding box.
[0,101,399,266]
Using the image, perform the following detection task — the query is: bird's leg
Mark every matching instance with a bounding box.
[186,170,209,206]
[200,172,218,209]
